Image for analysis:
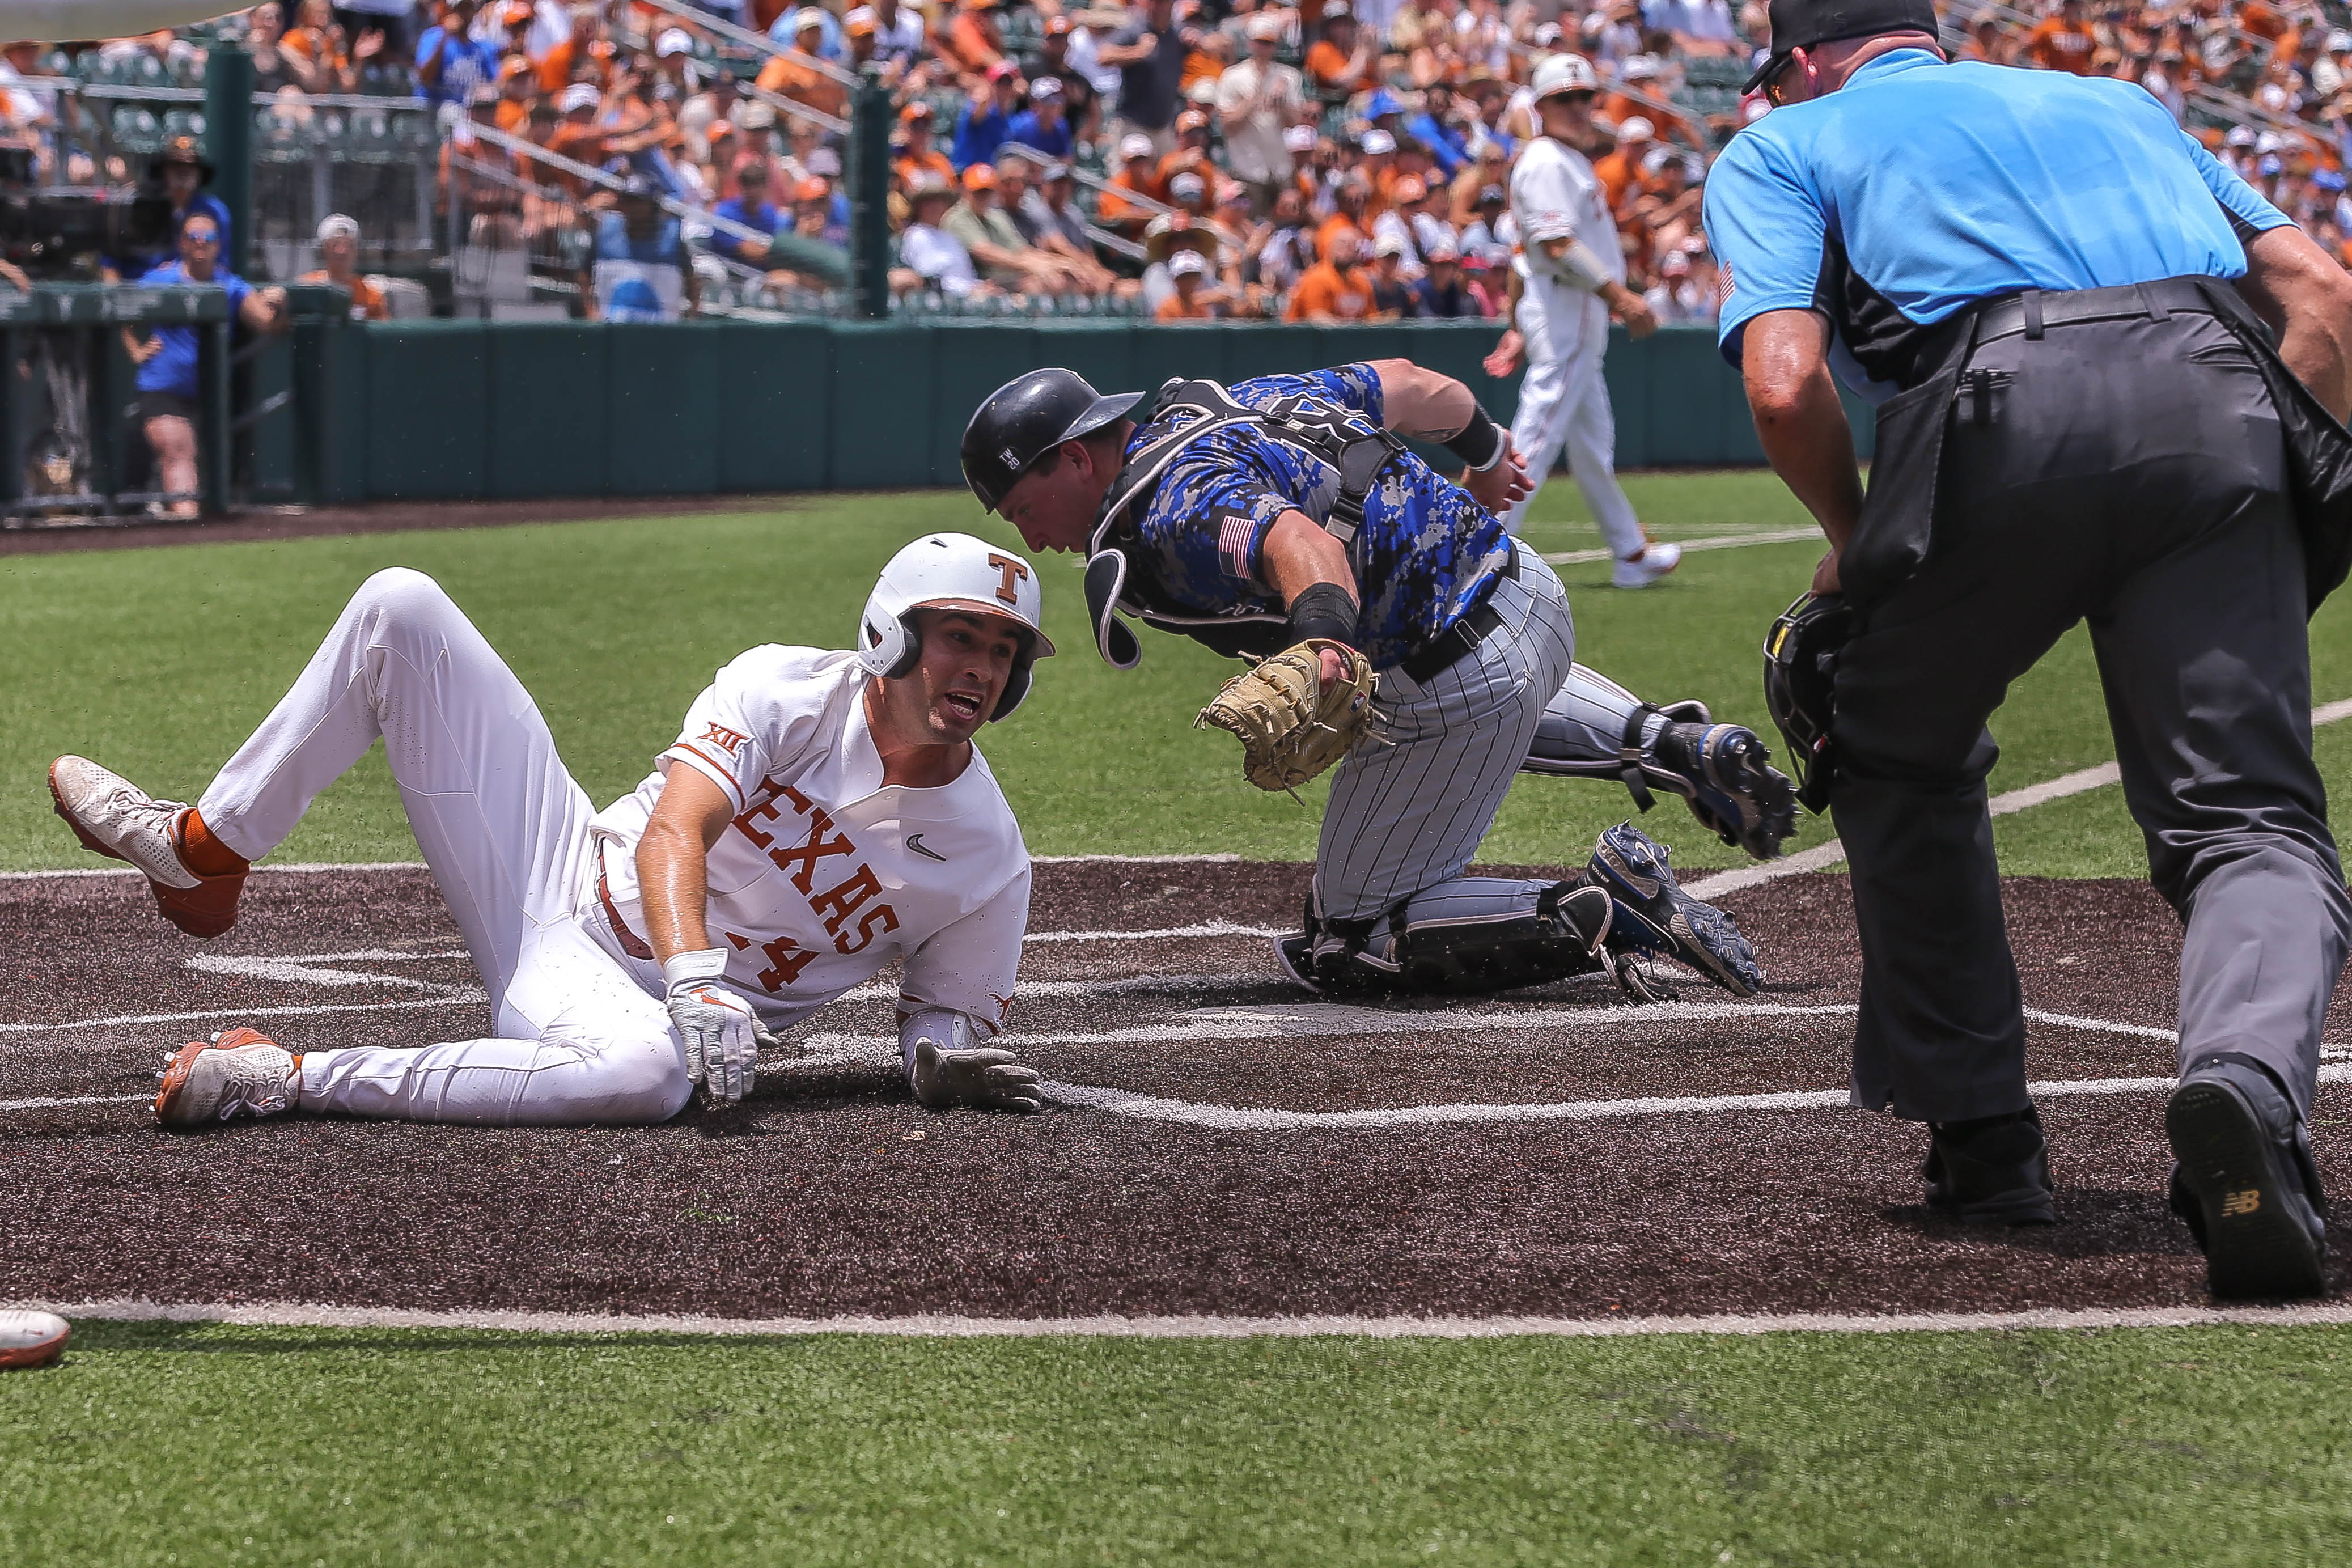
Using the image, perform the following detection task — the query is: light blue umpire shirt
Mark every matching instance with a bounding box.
[1701,49,2295,400]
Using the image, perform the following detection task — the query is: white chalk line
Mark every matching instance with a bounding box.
[0,854,1243,883]
[14,1297,2352,1340]
[1684,696,2352,902]
[1541,528,1823,566]
[0,993,487,1036]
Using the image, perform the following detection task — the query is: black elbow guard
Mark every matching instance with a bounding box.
[1443,405,1506,471]
[1285,580,1358,647]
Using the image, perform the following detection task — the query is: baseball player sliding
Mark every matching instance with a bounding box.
[49,536,1053,1127]
[963,361,1795,1000]
[1484,53,1681,590]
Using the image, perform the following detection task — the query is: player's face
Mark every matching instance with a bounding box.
[1001,439,1109,554]
[888,610,1024,744]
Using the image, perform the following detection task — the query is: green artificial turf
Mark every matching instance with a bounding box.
[4,1321,2347,1567]
[3,472,2348,875]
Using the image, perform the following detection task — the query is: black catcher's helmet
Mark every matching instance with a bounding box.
[1761,590,1854,815]
[961,368,1143,513]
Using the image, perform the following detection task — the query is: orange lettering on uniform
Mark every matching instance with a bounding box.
[808,864,883,935]
[756,934,819,990]
[835,901,900,955]
[699,721,749,755]
[734,796,784,850]
[770,808,858,893]
[985,552,1029,606]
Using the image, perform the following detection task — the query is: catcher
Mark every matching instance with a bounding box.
[962,361,1796,998]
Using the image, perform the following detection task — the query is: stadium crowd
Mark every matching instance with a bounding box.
[6,0,2352,319]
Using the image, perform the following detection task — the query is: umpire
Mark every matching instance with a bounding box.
[1707,0,2352,1295]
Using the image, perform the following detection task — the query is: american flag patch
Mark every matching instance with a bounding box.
[1217,512,1257,580]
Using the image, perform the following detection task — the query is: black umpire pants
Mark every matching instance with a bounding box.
[1831,303,2352,1125]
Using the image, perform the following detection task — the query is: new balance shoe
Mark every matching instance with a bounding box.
[1923,1106,2056,1226]
[1644,722,1799,861]
[2166,1057,2328,1299]
[155,1028,299,1128]
[1586,822,1764,996]
[49,755,247,937]
[1612,540,1682,589]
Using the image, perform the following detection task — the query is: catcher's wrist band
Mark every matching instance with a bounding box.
[1444,406,1506,471]
[1286,580,1358,646]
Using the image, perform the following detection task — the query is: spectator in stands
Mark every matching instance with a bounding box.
[1958,13,2008,63]
[1096,132,1164,236]
[155,135,233,265]
[710,155,784,263]
[416,0,500,112]
[1407,239,1483,316]
[944,0,1008,80]
[1592,115,1652,216]
[2026,0,2100,75]
[793,176,844,247]
[953,58,1024,171]
[841,10,880,75]
[124,211,286,520]
[1460,180,1510,264]
[1217,11,1304,210]
[1101,0,1195,155]
[1155,247,1217,317]
[896,171,986,295]
[548,80,607,189]
[1285,224,1374,320]
[1167,166,1210,216]
[296,212,391,320]
[894,101,955,188]
[245,1,299,94]
[1255,184,1316,291]
[586,168,696,320]
[1306,3,1376,97]
[493,54,536,132]
[1370,173,1425,268]
[944,161,1085,293]
[758,11,847,122]
[1406,79,1473,181]
[1033,16,1099,141]
[1366,231,1414,314]
[853,0,927,79]
[1006,75,1073,159]
[1316,172,1372,261]
[334,0,414,61]
[1642,0,1738,56]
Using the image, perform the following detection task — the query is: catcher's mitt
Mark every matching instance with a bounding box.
[1196,638,1377,792]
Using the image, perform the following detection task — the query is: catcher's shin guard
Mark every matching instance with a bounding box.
[1278,885,1628,998]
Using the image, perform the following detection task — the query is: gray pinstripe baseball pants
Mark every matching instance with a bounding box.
[1315,553,1642,926]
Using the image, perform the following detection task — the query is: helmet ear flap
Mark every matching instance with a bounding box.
[990,656,1032,721]
[885,612,925,680]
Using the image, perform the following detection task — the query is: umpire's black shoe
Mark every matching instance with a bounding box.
[1923,1105,2056,1226]
[1587,823,1764,996]
[2165,1057,2328,1299]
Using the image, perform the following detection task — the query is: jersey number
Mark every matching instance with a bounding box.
[756,935,818,991]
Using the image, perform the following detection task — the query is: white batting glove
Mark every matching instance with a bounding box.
[911,1036,1042,1113]
[664,948,760,1107]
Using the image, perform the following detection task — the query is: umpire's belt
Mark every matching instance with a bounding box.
[1398,543,1521,684]
[1963,276,2222,351]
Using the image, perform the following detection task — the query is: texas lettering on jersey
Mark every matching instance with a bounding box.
[723,780,901,989]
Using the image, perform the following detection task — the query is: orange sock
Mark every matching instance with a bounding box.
[175,809,249,878]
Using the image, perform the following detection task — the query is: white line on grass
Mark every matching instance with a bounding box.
[1540,528,1823,566]
[1684,696,2352,902]
[15,1296,2352,1339]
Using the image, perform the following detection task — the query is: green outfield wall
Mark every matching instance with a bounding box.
[285,317,1872,505]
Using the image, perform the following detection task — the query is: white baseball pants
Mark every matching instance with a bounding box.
[196,568,691,1125]
[1504,283,1644,560]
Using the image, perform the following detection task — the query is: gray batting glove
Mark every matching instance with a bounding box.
[911,1036,1043,1113]
[663,948,760,1107]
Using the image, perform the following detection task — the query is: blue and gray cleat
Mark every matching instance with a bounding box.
[1587,821,1765,997]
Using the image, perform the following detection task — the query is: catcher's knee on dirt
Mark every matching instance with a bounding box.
[1310,883,1616,995]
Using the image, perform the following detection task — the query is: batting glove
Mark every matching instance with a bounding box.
[911,1035,1042,1113]
[664,948,761,1107]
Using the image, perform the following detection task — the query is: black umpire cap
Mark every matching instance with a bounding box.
[961,368,1143,513]
[1743,0,1941,92]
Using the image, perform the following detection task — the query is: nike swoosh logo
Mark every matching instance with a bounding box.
[907,833,947,862]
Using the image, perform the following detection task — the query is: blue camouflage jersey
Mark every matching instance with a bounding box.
[1117,365,1513,672]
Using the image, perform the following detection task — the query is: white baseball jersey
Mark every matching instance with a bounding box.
[587,646,1029,1040]
[1508,135,1625,293]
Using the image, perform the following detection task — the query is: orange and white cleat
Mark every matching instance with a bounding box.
[155,1028,299,1128]
[0,1310,70,1370]
[48,755,247,937]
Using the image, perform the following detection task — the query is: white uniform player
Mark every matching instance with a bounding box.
[48,534,1053,1128]
[1495,54,1683,590]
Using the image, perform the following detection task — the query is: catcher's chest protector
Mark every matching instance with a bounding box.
[1084,377,1407,667]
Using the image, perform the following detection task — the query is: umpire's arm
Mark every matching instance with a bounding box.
[1740,309,1866,595]
[2235,225,2352,422]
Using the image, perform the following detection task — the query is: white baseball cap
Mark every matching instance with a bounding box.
[654,26,693,56]
[1118,132,1155,160]
[1618,115,1655,141]
[2331,28,2352,50]
[1360,128,1397,155]
[558,82,599,112]
[1531,52,1598,101]
[1170,169,1206,198]
[2226,124,2256,147]
[1372,232,1406,257]
[1622,53,1660,81]
[1030,75,1063,99]
[1248,12,1284,40]
[316,212,359,242]
[1284,124,1317,152]
[1168,248,1208,276]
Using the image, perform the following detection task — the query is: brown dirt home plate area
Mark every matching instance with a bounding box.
[3,860,2347,1321]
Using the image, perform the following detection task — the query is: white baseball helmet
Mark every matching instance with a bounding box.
[857,533,1055,720]
[1531,52,1599,102]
